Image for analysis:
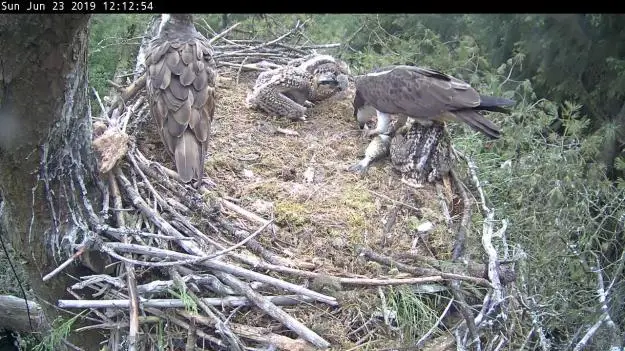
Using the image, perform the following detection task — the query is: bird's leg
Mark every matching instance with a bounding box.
[348,135,391,177]
[363,110,392,138]
[394,117,416,136]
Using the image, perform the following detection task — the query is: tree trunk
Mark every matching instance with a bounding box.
[0,14,103,349]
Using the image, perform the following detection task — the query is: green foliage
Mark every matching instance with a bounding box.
[386,287,442,342]
[33,312,84,351]
[88,14,152,114]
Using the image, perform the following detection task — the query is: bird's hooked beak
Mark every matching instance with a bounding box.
[317,72,339,87]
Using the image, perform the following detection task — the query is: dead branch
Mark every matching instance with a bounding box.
[58,295,320,309]
[358,247,492,287]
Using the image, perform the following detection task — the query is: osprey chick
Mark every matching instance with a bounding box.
[348,116,454,184]
[352,65,515,139]
[145,14,217,185]
[246,54,349,121]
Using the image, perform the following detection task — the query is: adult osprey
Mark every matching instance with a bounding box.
[144,14,216,185]
[352,65,515,139]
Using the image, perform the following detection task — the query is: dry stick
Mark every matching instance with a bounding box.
[74,316,161,332]
[179,310,316,351]
[465,157,506,305]
[207,22,241,45]
[65,289,113,327]
[219,197,281,232]
[133,153,298,271]
[213,270,330,349]
[218,218,313,269]
[358,247,492,287]
[366,188,421,213]
[108,171,139,351]
[393,252,517,285]
[185,318,197,351]
[144,306,227,349]
[58,295,318,309]
[127,153,213,247]
[218,61,275,71]
[225,21,304,56]
[170,270,245,351]
[42,246,85,282]
[450,169,471,262]
[91,86,108,119]
[114,168,201,253]
[108,73,146,118]
[104,242,337,306]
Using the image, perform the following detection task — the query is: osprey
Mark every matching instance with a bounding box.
[246,55,349,121]
[144,14,217,185]
[348,114,454,184]
[352,65,515,139]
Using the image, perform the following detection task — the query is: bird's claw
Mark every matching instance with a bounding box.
[303,100,315,108]
[348,162,369,177]
[290,114,307,122]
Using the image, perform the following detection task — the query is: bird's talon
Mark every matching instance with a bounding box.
[348,163,369,177]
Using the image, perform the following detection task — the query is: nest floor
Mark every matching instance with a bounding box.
[134,70,458,350]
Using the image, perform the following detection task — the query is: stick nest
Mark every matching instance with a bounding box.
[58,21,514,351]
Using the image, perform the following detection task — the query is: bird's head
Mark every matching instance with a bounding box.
[158,14,196,37]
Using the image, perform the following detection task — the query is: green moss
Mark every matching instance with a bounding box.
[275,200,311,227]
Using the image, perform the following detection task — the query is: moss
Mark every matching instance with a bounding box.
[275,200,311,227]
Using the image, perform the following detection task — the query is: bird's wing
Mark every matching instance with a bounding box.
[245,67,312,119]
[356,66,481,117]
[145,34,216,183]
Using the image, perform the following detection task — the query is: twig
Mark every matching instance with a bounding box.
[103,242,338,306]
[214,270,331,349]
[58,295,319,309]
[414,297,455,348]
[42,246,85,282]
[220,197,280,232]
[171,269,244,351]
[208,22,241,45]
[358,247,492,287]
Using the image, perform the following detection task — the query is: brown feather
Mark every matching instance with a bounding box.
[193,69,208,91]
[195,40,204,60]
[172,95,192,126]
[174,131,203,183]
[180,65,196,86]
[180,43,194,65]
[168,78,188,100]
[148,60,164,86]
[145,15,216,184]
[163,89,185,111]
[165,51,185,76]
[192,87,210,108]
[148,42,170,65]
[158,65,172,90]
[166,114,187,138]
[194,60,205,74]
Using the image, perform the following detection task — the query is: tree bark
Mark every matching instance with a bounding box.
[0,14,103,350]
